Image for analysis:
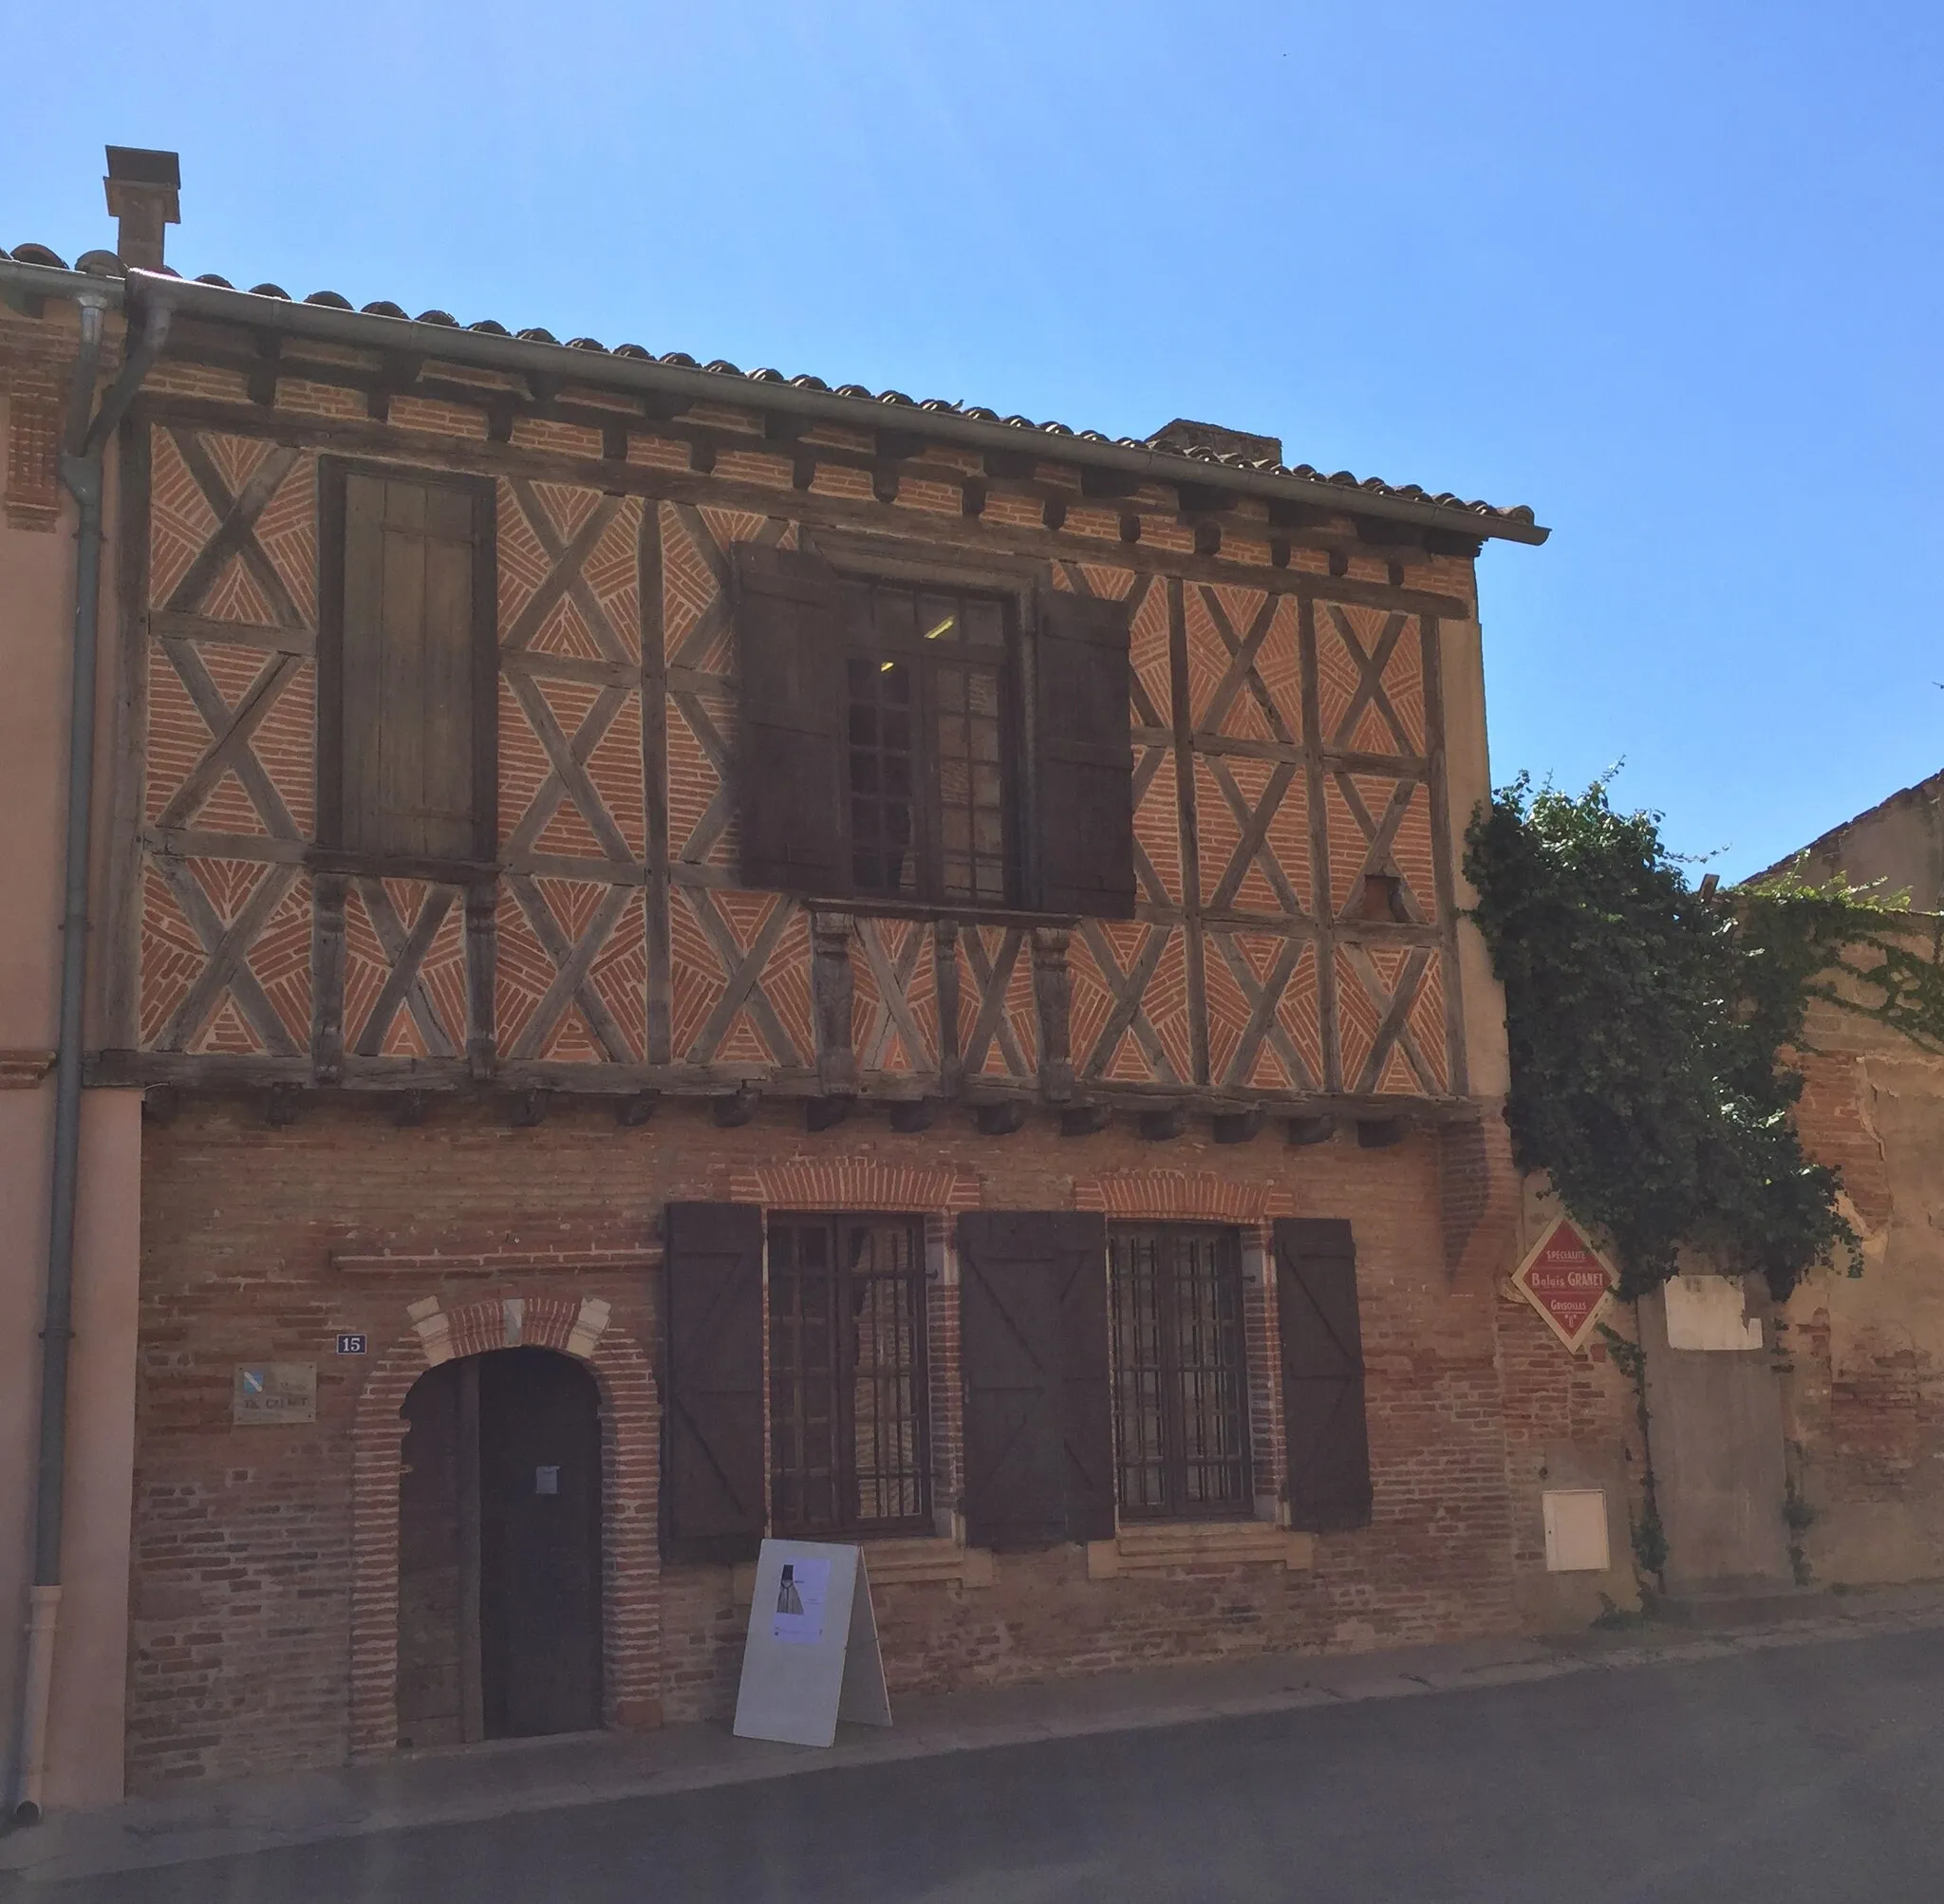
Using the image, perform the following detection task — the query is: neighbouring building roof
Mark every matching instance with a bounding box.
[1755,768,1944,913]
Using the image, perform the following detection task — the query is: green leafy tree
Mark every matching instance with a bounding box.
[1465,775,1944,1301]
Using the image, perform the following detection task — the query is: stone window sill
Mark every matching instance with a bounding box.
[731,1537,994,1607]
[1086,1521,1317,1579]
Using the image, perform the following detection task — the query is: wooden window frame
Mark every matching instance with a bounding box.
[801,534,1042,913]
[1108,1223,1254,1523]
[316,456,500,874]
[766,1211,934,1541]
[838,587,1022,908]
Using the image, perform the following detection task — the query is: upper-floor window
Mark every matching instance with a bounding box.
[841,578,1014,905]
[732,542,1135,918]
[318,460,496,863]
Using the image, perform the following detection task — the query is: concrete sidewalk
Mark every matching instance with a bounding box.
[7,1580,1944,1891]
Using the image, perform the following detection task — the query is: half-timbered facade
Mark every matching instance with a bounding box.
[1,152,1554,1802]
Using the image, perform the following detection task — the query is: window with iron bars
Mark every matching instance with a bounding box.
[767,1214,932,1538]
[1108,1224,1253,1520]
[839,577,1017,906]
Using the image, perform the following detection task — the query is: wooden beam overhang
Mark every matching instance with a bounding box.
[126,386,1486,616]
[116,271,1549,547]
[140,303,1466,577]
[88,1048,1486,1129]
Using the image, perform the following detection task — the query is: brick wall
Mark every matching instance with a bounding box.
[1780,1006,1944,1583]
[132,1092,1521,1785]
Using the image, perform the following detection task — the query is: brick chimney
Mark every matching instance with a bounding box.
[1146,419,1284,465]
[103,146,180,271]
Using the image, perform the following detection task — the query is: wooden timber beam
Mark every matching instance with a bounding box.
[135,391,1478,613]
[87,1049,1481,1124]
[133,271,1547,544]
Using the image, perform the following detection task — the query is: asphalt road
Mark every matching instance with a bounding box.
[27,1626,1944,1903]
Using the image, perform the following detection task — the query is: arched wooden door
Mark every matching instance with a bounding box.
[399,1348,603,1745]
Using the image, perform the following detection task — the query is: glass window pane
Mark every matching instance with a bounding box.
[962,599,1003,648]
[917,594,958,646]
[874,588,917,645]
[1110,1225,1249,1520]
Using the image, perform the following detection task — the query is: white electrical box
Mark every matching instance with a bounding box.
[1542,1488,1611,1573]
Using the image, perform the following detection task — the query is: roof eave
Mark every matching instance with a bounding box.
[4,261,1548,545]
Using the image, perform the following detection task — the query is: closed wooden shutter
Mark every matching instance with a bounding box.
[336,469,490,860]
[959,1211,1113,1549]
[663,1202,767,1562]
[1034,588,1135,918]
[732,541,849,895]
[1275,1218,1374,1532]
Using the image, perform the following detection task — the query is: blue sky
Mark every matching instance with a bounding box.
[7,2,1940,879]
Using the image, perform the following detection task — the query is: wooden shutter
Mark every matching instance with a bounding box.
[335,468,490,861]
[663,1202,767,1561]
[1275,1218,1374,1532]
[732,541,849,895]
[958,1211,1113,1549]
[1034,588,1135,918]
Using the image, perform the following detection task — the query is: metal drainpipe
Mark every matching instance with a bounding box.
[9,288,169,1828]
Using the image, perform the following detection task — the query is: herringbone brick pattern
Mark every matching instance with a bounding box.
[129,414,1467,1099]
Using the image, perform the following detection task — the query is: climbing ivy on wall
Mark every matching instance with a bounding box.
[1465,775,1944,1302]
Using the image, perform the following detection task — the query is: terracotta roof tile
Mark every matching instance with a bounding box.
[1,241,1537,527]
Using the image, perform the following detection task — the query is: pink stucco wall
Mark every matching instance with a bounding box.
[1,362,145,1810]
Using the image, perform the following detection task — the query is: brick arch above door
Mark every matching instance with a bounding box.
[348,1295,661,1759]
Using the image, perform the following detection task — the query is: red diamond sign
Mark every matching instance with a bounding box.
[1510,1218,1617,1353]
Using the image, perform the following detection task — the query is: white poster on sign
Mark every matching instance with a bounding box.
[772,1557,831,1644]
[733,1539,891,1747]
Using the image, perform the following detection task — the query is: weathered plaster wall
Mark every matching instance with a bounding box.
[1783,992,1944,1584]
[1785,773,1944,915]
[1496,1179,1643,1628]
[0,359,74,1804]
[2,320,146,1809]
